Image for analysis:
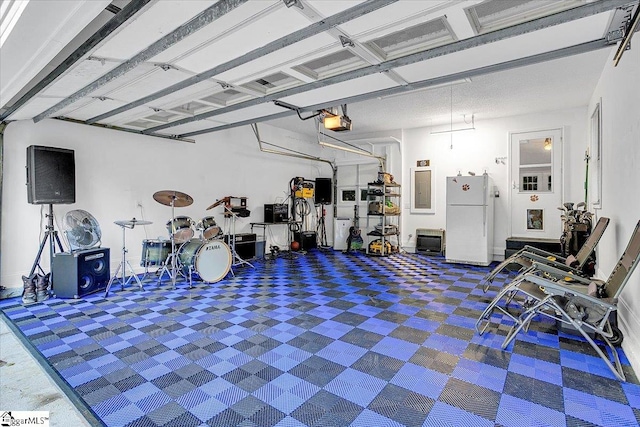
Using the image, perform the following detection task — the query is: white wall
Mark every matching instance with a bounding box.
[1,119,334,289]
[400,107,588,257]
[587,45,640,370]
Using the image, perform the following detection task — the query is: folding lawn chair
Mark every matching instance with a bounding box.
[481,216,610,292]
[476,217,610,335]
[498,220,640,381]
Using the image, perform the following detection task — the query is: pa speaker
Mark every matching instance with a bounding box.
[314,178,332,205]
[26,145,76,204]
[52,248,110,298]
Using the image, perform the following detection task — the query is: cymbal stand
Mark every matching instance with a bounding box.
[225,206,254,274]
[105,222,144,297]
[158,198,179,289]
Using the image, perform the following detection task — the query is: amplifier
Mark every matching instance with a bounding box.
[224,233,257,259]
[294,231,317,250]
[264,204,289,223]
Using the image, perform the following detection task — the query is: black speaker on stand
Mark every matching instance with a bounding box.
[26,145,76,276]
[314,178,332,205]
[52,248,110,298]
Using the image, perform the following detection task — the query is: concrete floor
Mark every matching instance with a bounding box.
[0,314,92,427]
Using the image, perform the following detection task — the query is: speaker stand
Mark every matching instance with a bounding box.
[105,222,144,297]
[29,204,64,277]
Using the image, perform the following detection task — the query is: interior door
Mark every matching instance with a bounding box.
[510,129,563,239]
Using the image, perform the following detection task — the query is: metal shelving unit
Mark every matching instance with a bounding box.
[366,181,401,256]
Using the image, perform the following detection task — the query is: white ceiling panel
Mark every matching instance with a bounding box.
[105,67,195,102]
[216,33,338,84]
[92,1,217,61]
[205,102,286,124]
[152,119,229,136]
[91,63,159,98]
[151,80,224,110]
[59,98,129,121]
[394,13,610,83]
[337,0,460,39]
[38,58,121,98]
[100,105,157,127]
[279,73,397,108]
[306,1,366,18]
[174,7,313,74]
[149,1,282,64]
[7,97,65,121]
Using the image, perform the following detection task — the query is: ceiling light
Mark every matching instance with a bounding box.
[430,114,475,135]
[323,115,352,132]
[544,137,552,150]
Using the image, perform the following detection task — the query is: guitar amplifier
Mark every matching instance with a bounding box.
[264,204,289,223]
[224,233,257,259]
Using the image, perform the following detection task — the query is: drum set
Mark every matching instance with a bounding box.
[145,190,233,289]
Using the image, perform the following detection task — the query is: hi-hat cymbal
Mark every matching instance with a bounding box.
[115,218,153,228]
[153,190,193,207]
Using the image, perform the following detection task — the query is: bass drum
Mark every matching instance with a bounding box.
[141,239,171,266]
[177,239,232,283]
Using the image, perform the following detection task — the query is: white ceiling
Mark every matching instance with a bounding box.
[0,0,636,142]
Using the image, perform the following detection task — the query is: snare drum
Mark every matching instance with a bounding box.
[197,216,222,240]
[166,216,194,243]
[177,239,232,283]
[141,239,171,266]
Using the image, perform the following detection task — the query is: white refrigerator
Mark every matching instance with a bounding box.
[445,174,494,266]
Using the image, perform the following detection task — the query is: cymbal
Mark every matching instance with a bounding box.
[115,218,153,228]
[153,190,193,207]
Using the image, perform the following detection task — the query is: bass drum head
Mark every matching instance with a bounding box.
[195,240,232,283]
[177,239,203,271]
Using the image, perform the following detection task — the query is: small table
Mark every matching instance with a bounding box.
[250,221,302,258]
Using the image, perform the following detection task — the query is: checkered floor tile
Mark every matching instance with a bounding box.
[2,250,639,427]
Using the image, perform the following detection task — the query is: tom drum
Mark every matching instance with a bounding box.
[166,216,194,243]
[141,239,171,267]
[198,216,222,240]
[177,239,232,283]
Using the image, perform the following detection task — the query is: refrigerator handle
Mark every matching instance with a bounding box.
[483,181,487,237]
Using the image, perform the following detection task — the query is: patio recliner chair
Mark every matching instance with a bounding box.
[481,216,610,292]
[498,220,640,381]
[476,217,610,335]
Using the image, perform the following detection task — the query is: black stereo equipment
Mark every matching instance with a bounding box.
[314,178,332,205]
[224,233,257,259]
[52,248,110,298]
[294,231,317,250]
[26,145,76,204]
[264,204,289,223]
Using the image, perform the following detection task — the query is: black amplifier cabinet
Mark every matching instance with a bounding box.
[294,231,317,250]
[52,248,110,298]
[224,233,257,259]
[264,204,289,223]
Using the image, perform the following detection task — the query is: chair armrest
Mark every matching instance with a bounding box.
[530,262,592,284]
[523,273,616,309]
[522,245,567,263]
[524,252,581,274]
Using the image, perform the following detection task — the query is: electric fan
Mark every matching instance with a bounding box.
[63,209,101,251]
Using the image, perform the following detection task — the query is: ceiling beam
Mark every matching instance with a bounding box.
[33,0,250,123]
[143,0,630,134]
[0,0,153,121]
[85,0,398,124]
[175,38,611,138]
